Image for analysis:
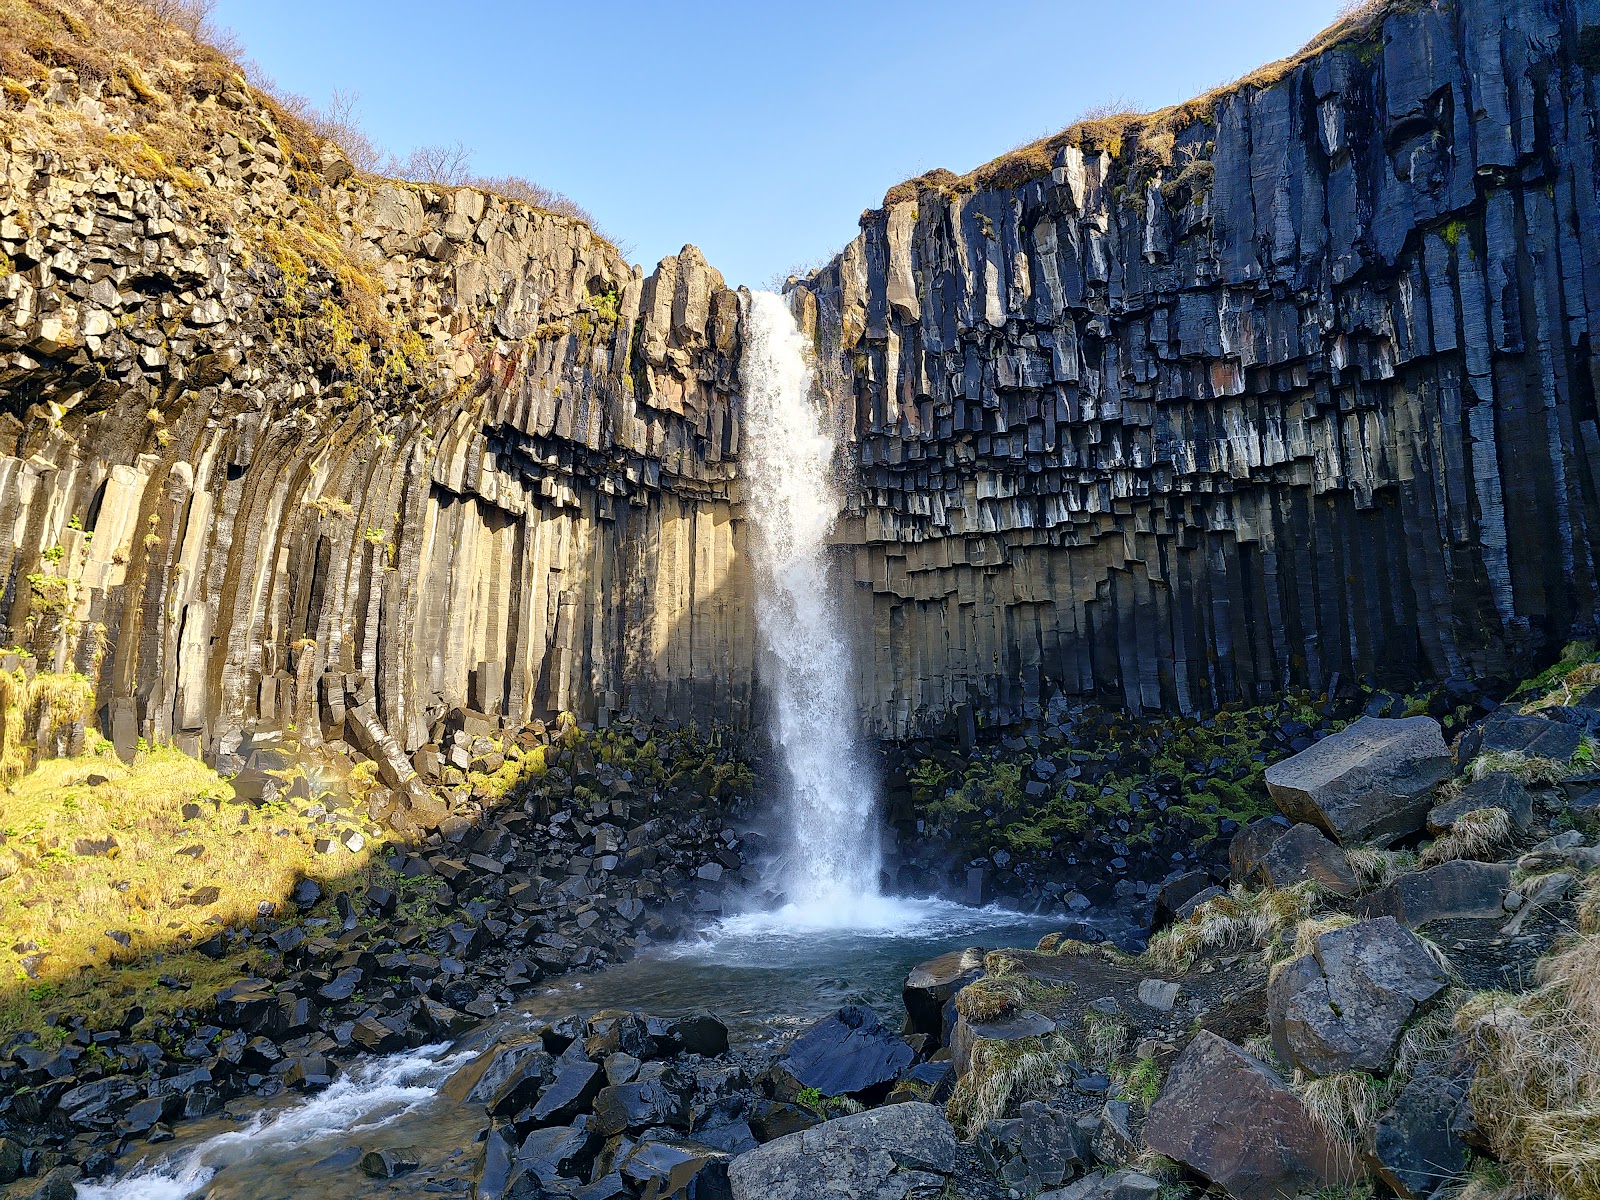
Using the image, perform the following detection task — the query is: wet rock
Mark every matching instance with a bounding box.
[620,1135,732,1198]
[529,1059,604,1127]
[592,1070,692,1136]
[1368,1072,1470,1199]
[951,1008,1055,1076]
[1265,717,1452,846]
[516,1123,600,1183]
[27,1167,81,1200]
[1268,917,1448,1077]
[1357,861,1511,928]
[903,947,987,1044]
[1260,823,1359,896]
[1145,1032,1358,1200]
[766,1006,915,1102]
[0,1137,21,1185]
[746,1099,819,1143]
[360,1147,419,1178]
[668,1012,730,1058]
[728,1102,958,1200]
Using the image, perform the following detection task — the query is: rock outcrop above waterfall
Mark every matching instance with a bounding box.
[800,0,1600,737]
[0,0,750,781]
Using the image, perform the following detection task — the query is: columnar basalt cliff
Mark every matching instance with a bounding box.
[0,3,751,788]
[803,0,1600,738]
[4,0,1600,775]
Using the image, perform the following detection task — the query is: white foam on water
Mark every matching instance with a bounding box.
[75,1046,468,1200]
[673,894,1055,967]
[739,291,881,909]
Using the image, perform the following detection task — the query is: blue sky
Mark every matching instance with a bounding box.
[215,1,1353,288]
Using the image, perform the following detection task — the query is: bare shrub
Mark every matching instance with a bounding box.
[388,141,473,186]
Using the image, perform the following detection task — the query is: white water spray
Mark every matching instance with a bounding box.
[739,291,883,919]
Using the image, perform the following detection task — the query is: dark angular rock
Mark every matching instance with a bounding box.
[766,1005,915,1102]
[903,947,987,1044]
[1265,717,1452,846]
[1229,816,1292,884]
[728,1103,957,1200]
[517,1123,599,1183]
[1269,917,1448,1077]
[1368,1072,1470,1199]
[1476,710,1582,761]
[290,878,324,911]
[529,1059,604,1127]
[1260,823,1359,896]
[1145,1032,1358,1200]
[1428,773,1534,834]
[592,1074,691,1136]
[1357,860,1511,928]
[668,1012,729,1058]
[620,1136,732,1199]
[360,1147,419,1178]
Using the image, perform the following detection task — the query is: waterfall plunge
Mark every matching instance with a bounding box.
[739,291,883,919]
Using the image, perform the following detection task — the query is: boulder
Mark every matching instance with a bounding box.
[1259,823,1360,896]
[1427,773,1534,834]
[528,1059,604,1127]
[669,1012,730,1058]
[902,947,986,1044]
[1144,1032,1358,1200]
[1268,917,1448,1077]
[1229,817,1293,884]
[1357,861,1511,928]
[592,1071,692,1136]
[620,1136,732,1199]
[360,1148,419,1179]
[516,1123,600,1184]
[727,1102,958,1200]
[766,1006,914,1101]
[1368,1072,1470,1199]
[1473,709,1582,761]
[1265,716,1452,846]
[951,1008,1056,1076]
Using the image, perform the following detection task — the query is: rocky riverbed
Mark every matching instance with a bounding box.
[3,647,1598,1199]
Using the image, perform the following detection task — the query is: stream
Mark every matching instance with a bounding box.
[79,898,1057,1199]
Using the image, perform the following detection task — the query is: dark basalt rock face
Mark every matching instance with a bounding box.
[798,0,1600,738]
[4,0,1600,771]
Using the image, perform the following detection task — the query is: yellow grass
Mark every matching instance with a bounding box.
[0,737,389,1033]
[1457,872,1600,1200]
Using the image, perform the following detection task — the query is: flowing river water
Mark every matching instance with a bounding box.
[78,293,1059,1197]
[80,904,1054,1199]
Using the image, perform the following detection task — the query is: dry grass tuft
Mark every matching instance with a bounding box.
[1298,1070,1386,1144]
[1457,891,1600,1200]
[947,1031,1079,1135]
[1470,751,1573,786]
[955,977,1021,1024]
[1422,807,1516,868]
[1143,882,1322,972]
[1346,846,1418,891]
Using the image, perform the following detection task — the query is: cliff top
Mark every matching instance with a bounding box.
[0,0,623,321]
[878,0,1422,210]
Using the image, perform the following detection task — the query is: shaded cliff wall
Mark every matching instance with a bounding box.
[0,32,752,764]
[804,0,1600,739]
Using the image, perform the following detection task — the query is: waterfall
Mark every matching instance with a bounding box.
[739,291,882,914]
